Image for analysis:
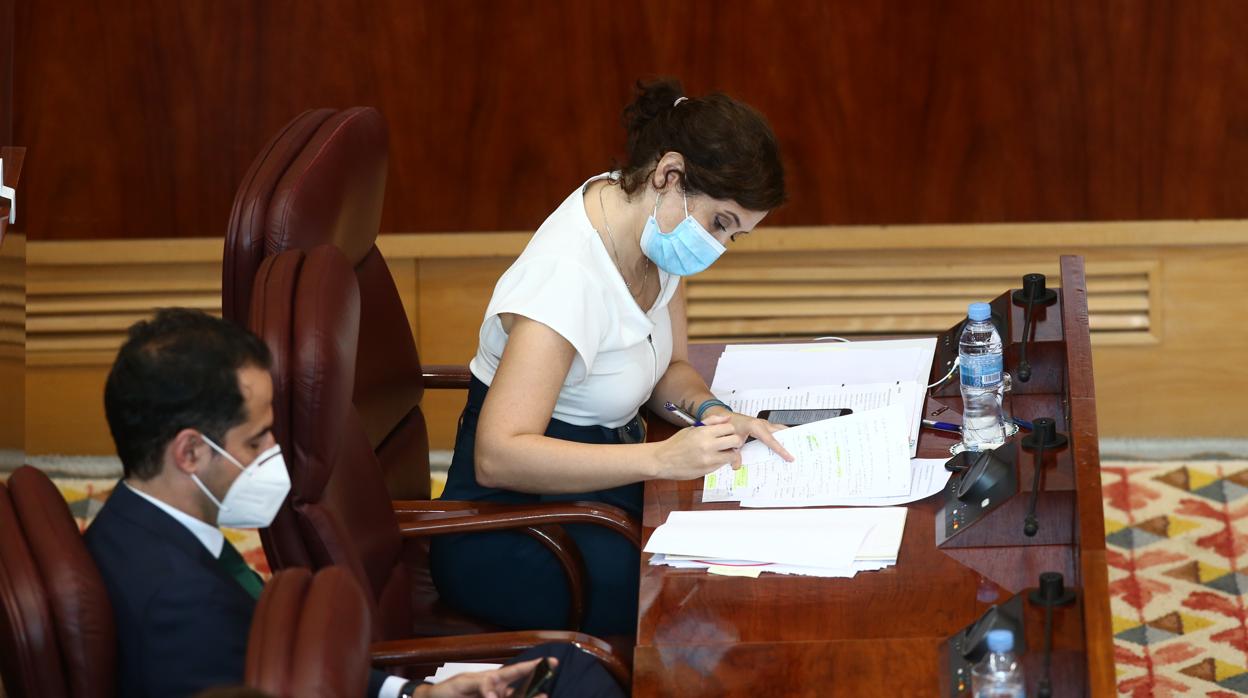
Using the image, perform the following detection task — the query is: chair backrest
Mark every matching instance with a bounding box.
[0,466,116,698]
[224,106,430,501]
[251,245,415,640]
[245,566,372,698]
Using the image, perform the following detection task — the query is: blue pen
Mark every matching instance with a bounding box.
[664,402,703,426]
[922,418,1035,433]
[921,419,962,434]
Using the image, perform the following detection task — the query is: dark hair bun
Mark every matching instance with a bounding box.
[616,77,785,211]
[623,78,685,155]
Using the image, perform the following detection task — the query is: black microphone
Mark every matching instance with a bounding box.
[1021,418,1066,537]
[1011,273,1057,383]
[1028,572,1077,698]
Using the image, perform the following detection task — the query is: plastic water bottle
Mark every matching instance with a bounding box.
[972,629,1026,697]
[959,302,1006,451]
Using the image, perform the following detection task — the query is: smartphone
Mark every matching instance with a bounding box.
[515,657,556,698]
[756,408,852,427]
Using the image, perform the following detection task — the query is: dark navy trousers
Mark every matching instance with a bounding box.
[429,377,643,637]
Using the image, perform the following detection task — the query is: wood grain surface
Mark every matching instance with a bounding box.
[0,0,11,148]
[12,1,1248,240]
[633,259,1112,696]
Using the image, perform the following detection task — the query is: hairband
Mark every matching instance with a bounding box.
[673,96,689,107]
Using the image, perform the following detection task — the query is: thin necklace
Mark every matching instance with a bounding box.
[598,182,650,295]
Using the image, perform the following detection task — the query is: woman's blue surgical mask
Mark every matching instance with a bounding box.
[639,189,725,276]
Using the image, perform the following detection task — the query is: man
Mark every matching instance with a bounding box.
[87,309,615,698]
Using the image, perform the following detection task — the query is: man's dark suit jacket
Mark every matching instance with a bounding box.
[84,481,386,698]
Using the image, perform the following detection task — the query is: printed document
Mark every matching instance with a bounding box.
[739,457,951,508]
[724,381,921,455]
[702,403,912,503]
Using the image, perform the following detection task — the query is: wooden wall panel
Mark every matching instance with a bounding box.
[21,222,1248,455]
[13,1,1248,242]
[0,0,11,146]
[0,234,23,451]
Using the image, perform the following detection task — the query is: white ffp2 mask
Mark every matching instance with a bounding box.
[191,437,290,529]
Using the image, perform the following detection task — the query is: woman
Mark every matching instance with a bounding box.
[430,78,794,637]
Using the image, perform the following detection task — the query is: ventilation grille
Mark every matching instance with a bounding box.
[0,236,24,357]
[686,260,1157,345]
[26,261,221,364]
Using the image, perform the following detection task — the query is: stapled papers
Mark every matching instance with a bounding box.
[646,507,908,578]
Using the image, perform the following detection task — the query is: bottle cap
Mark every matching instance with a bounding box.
[968,302,992,321]
[986,628,1014,653]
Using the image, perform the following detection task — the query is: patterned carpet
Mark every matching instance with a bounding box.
[1105,460,1248,697]
[26,461,1248,696]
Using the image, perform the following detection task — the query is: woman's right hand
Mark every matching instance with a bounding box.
[651,413,743,480]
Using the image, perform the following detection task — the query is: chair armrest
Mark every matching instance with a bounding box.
[370,630,631,689]
[391,500,641,549]
[422,364,472,390]
[391,500,639,632]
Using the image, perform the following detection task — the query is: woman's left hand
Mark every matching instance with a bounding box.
[722,412,796,462]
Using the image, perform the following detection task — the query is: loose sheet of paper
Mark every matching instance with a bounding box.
[643,508,874,569]
[654,554,896,578]
[740,457,951,508]
[702,403,912,503]
[724,381,921,455]
[712,343,929,393]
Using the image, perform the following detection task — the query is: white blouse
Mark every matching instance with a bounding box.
[469,173,679,428]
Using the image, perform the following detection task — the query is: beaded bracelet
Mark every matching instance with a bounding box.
[695,399,731,421]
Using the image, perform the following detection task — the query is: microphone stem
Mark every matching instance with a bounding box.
[1024,443,1045,536]
[1038,600,1055,698]
[1018,295,1035,382]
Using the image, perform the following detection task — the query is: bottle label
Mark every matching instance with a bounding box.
[960,353,1003,388]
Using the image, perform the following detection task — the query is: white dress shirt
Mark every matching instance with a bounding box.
[125,481,224,557]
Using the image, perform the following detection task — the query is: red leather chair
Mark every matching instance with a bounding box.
[249,245,632,683]
[222,106,432,502]
[0,465,116,698]
[229,109,640,638]
[247,566,629,696]
[245,567,372,697]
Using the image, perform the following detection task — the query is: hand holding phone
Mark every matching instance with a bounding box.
[514,657,556,698]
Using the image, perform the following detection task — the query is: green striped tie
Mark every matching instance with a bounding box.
[217,538,264,601]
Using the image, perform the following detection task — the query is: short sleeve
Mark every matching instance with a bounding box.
[485,255,610,385]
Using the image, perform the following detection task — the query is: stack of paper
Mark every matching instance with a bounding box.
[646,507,908,578]
[710,338,937,456]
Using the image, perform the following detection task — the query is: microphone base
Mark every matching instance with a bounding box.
[1012,287,1058,307]
[1028,588,1077,608]
[1021,431,1068,453]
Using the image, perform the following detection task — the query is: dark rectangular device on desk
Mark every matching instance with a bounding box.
[632,256,1113,697]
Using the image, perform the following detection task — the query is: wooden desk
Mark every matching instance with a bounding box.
[634,256,1113,697]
